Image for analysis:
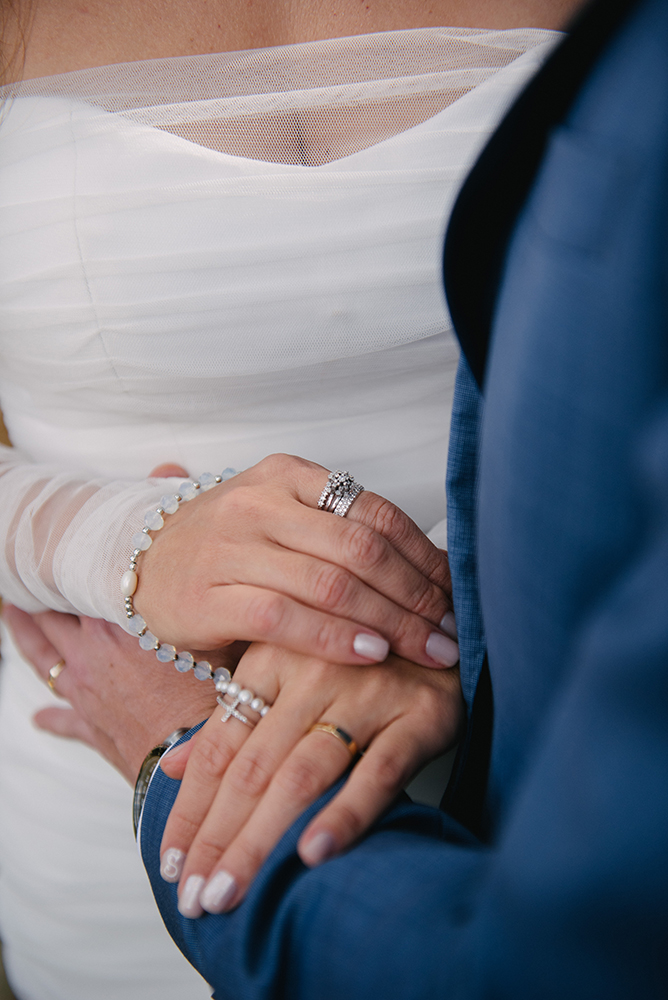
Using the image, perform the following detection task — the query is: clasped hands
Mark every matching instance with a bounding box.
[3,453,463,919]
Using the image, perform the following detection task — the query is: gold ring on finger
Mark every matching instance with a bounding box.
[48,659,66,694]
[308,723,358,758]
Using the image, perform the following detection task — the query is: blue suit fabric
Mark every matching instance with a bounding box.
[141,0,668,994]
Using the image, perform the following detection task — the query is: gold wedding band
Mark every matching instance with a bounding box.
[48,659,66,694]
[308,723,358,758]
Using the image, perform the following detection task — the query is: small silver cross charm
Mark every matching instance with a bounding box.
[217,694,255,728]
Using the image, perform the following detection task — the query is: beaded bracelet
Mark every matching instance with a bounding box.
[120,470,237,684]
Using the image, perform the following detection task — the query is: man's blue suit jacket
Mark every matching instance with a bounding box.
[140,0,668,993]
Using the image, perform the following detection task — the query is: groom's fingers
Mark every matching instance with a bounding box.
[33,705,98,744]
[2,604,62,678]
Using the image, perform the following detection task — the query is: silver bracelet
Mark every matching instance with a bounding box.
[120,470,237,683]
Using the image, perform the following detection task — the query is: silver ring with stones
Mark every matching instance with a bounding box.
[317,470,365,518]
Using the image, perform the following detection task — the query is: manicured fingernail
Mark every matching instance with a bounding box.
[353,633,390,662]
[178,875,206,918]
[426,632,460,667]
[300,830,337,867]
[439,611,458,641]
[200,870,238,914]
[160,847,185,883]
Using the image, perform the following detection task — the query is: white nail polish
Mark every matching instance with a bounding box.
[200,870,237,914]
[425,632,460,667]
[439,611,458,641]
[353,633,389,661]
[300,830,336,867]
[160,848,185,883]
[178,875,206,919]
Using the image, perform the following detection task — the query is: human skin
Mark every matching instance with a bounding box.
[3,604,463,919]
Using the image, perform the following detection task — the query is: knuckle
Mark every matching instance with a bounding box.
[246,592,287,638]
[227,746,275,799]
[345,522,386,571]
[192,736,236,779]
[312,563,354,612]
[327,800,367,842]
[165,809,203,846]
[367,497,406,546]
[312,615,345,656]
[260,452,294,478]
[276,754,325,804]
[191,831,230,867]
[387,610,421,650]
[231,836,266,876]
[410,579,446,621]
[369,751,407,794]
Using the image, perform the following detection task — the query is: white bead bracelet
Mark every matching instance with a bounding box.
[121,470,237,684]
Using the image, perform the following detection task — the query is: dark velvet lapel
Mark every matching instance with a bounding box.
[442,0,641,389]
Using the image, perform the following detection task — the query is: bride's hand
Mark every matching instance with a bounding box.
[158,641,464,917]
[136,453,459,671]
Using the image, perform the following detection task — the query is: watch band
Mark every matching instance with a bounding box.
[132,728,189,838]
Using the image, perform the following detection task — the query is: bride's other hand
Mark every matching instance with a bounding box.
[2,604,222,782]
[136,453,459,670]
[159,641,464,918]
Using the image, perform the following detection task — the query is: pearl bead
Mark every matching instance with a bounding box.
[226,681,240,699]
[238,688,253,704]
[120,570,138,597]
[250,697,264,713]
[156,644,177,662]
[260,705,270,717]
[215,679,229,693]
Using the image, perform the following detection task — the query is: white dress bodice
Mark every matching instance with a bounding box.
[0,28,558,624]
[0,28,559,1000]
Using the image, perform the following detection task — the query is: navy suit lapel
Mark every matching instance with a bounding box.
[443,0,641,389]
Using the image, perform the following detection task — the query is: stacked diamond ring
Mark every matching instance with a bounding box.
[317,470,364,517]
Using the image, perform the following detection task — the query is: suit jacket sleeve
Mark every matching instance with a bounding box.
[140,394,668,997]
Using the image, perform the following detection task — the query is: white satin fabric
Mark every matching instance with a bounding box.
[0,29,558,1000]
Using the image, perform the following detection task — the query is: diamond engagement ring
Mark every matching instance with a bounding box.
[317,470,364,517]
[215,669,272,728]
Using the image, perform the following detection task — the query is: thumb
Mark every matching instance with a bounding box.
[159,736,196,779]
[149,463,188,478]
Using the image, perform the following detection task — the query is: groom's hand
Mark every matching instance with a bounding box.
[2,604,219,782]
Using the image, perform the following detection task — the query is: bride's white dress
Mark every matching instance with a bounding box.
[0,28,558,1000]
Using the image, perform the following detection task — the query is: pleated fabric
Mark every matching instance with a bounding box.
[0,29,558,1000]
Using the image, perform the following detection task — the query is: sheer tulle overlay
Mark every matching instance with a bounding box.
[0,30,558,1000]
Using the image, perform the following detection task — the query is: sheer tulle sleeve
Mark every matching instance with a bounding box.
[0,29,560,629]
[0,442,179,628]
